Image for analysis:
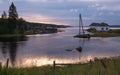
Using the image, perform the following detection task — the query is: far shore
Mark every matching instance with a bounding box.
[0,28,65,38]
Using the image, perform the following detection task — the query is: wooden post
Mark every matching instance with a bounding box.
[90,59,92,65]
[89,59,92,68]
[6,58,9,68]
[53,61,56,69]
[0,62,1,66]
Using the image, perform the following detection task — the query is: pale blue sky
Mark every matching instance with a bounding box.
[0,0,120,26]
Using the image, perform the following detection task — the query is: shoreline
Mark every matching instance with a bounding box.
[88,29,120,37]
[0,28,65,38]
[0,34,27,42]
[0,34,25,37]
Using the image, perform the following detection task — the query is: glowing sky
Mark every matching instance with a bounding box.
[0,0,120,26]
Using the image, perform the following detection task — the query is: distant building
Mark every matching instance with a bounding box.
[89,22,110,31]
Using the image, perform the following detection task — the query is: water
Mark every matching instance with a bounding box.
[0,27,120,68]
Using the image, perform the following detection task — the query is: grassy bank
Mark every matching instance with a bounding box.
[0,34,25,38]
[0,34,27,42]
[91,29,120,37]
[0,56,120,75]
[91,32,120,37]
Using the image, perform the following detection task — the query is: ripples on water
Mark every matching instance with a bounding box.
[0,27,120,68]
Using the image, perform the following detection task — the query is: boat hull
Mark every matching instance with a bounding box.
[74,34,90,38]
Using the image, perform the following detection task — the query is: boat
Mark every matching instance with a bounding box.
[74,14,90,38]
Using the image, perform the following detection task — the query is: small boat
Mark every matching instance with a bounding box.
[74,14,90,38]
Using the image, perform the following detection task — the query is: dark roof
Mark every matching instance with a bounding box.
[90,22,109,26]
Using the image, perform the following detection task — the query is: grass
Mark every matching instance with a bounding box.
[91,29,120,37]
[0,34,27,42]
[0,34,25,38]
[0,56,120,75]
[91,32,120,37]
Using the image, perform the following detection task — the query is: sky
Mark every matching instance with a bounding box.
[0,0,120,26]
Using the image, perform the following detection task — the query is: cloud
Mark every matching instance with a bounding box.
[13,0,119,3]
[97,5,120,11]
[88,1,120,12]
[81,0,120,2]
[20,13,69,25]
[25,0,47,2]
[0,0,3,3]
[109,12,115,15]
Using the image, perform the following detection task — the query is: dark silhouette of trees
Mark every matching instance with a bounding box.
[17,18,28,33]
[0,18,9,34]
[0,2,27,34]
[1,11,7,19]
[9,2,18,19]
[8,2,19,34]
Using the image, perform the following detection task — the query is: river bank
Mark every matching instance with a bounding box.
[90,29,120,37]
[0,27,65,38]
[0,34,27,42]
[0,34,25,37]
[0,56,120,75]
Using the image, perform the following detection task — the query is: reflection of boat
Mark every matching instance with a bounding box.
[74,34,90,38]
[76,46,82,52]
[74,14,90,38]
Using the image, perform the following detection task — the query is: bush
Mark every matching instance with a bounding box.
[87,28,97,33]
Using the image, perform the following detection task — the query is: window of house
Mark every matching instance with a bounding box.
[106,27,108,30]
[101,28,104,31]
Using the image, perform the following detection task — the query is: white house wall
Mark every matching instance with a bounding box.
[90,26,110,31]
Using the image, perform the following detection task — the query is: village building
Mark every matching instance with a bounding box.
[89,22,110,31]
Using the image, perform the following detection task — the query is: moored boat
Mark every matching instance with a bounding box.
[74,14,90,38]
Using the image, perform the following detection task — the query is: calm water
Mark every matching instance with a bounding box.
[0,27,120,68]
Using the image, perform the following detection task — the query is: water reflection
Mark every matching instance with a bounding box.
[0,36,27,42]
[75,38,90,61]
[0,36,28,67]
[1,42,8,58]
[9,42,17,67]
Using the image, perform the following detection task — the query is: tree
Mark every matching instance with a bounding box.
[0,2,27,34]
[0,18,9,34]
[1,11,7,19]
[8,2,19,34]
[9,2,18,19]
[17,18,27,34]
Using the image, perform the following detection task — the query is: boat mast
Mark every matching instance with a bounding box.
[79,14,81,35]
[79,14,85,35]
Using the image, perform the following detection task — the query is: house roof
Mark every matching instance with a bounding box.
[90,22,109,26]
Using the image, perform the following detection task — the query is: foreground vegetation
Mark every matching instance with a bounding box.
[0,56,120,75]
